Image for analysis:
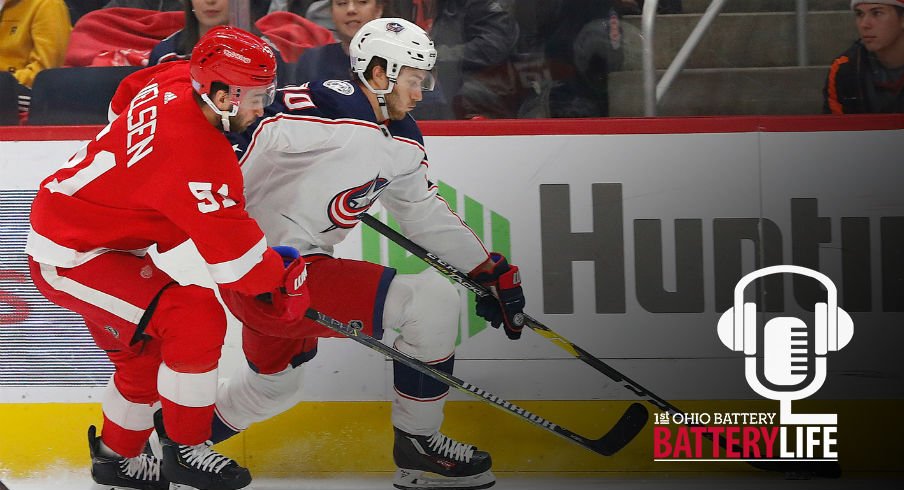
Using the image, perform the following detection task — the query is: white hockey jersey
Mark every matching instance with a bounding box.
[230,79,489,273]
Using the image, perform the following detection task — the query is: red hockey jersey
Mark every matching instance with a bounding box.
[26,62,284,295]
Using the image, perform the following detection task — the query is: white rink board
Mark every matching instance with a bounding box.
[1,127,902,403]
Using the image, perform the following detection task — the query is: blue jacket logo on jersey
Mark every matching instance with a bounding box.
[323,80,355,96]
[324,175,390,232]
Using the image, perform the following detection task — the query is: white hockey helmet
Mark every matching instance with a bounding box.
[350,18,437,96]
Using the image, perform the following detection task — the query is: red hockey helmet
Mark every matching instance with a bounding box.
[190,26,277,127]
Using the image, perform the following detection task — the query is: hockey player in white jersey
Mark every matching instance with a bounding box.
[212,18,526,490]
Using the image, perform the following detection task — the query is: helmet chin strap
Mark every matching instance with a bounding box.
[358,74,395,122]
[376,94,390,122]
[201,93,237,132]
[219,110,231,132]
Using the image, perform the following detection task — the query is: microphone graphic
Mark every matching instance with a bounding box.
[717,265,854,425]
[762,317,809,387]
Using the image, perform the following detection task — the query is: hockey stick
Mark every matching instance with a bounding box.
[304,308,648,457]
[359,213,841,477]
[360,213,639,380]
[359,213,674,403]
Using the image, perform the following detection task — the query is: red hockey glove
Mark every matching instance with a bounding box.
[221,247,311,338]
[469,253,526,340]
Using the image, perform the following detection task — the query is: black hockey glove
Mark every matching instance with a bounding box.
[469,253,526,340]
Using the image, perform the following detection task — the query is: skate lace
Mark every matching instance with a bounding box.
[426,432,475,463]
[119,453,161,481]
[179,442,232,474]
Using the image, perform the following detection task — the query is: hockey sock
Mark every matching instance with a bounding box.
[392,354,454,437]
[393,354,454,401]
[208,411,241,444]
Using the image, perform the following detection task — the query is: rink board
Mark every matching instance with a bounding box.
[1,400,902,477]
[1,116,903,477]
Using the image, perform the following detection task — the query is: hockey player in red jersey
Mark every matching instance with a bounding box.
[215,18,526,490]
[26,26,309,490]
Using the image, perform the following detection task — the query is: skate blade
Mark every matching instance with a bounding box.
[90,485,146,490]
[89,481,210,490]
[170,483,253,490]
[90,484,181,490]
[392,468,495,490]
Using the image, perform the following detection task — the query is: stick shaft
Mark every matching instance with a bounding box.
[304,308,637,456]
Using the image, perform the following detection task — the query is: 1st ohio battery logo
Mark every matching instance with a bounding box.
[654,266,852,462]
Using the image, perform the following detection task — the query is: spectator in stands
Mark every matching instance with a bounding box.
[393,0,518,119]
[824,0,904,113]
[513,0,626,118]
[147,0,279,65]
[147,0,302,83]
[293,0,389,84]
[148,0,230,65]
[0,0,72,116]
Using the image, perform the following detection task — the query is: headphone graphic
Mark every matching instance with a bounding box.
[717,265,854,425]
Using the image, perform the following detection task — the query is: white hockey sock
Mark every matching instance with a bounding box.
[392,390,447,436]
[215,362,306,431]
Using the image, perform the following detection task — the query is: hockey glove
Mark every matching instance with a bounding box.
[221,246,311,338]
[469,253,526,340]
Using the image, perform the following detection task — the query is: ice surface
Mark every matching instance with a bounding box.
[2,472,902,490]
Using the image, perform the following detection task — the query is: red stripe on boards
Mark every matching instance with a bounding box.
[2,115,902,141]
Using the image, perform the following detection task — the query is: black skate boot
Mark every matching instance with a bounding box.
[88,425,169,490]
[153,410,251,490]
[392,427,495,490]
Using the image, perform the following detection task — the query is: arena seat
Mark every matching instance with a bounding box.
[0,72,19,126]
[28,66,142,125]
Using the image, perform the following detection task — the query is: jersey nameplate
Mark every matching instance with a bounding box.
[126,82,160,168]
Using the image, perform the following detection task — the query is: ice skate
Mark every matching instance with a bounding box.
[153,411,251,490]
[392,427,495,490]
[88,425,169,490]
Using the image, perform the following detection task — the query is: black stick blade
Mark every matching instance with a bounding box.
[592,402,649,456]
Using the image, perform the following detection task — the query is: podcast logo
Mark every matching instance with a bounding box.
[654,266,853,462]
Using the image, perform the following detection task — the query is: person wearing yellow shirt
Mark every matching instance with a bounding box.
[1,0,71,116]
